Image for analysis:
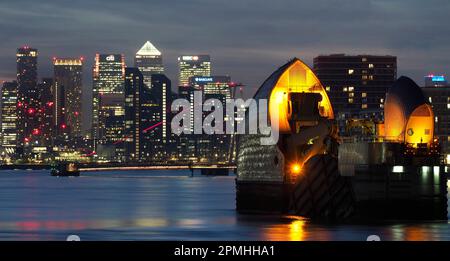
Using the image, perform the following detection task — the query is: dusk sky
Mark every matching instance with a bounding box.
[1,0,449,129]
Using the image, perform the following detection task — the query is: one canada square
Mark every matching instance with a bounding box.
[135,41,164,87]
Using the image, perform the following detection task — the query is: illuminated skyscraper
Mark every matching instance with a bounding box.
[178,55,211,86]
[422,79,450,164]
[146,74,171,161]
[135,41,164,88]
[53,57,83,137]
[16,46,39,151]
[124,69,170,162]
[314,54,397,135]
[92,54,125,140]
[1,81,18,159]
[36,78,54,149]
[92,54,126,161]
[189,76,232,164]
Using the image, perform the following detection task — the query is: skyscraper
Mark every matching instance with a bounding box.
[189,76,232,164]
[36,78,54,148]
[124,69,170,162]
[53,57,83,138]
[124,68,144,162]
[178,55,211,86]
[92,54,126,161]
[1,81,18,159]
[135,41,164,88]
[313,54,397,135]
[422,81,450,164]
[16,46,39,151]
[146,74,171,161]
[92,54,125,140]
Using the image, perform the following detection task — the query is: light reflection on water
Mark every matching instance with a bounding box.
[0,169,449,241]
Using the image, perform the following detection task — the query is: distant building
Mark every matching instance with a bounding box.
[16,46,39,154]
[425,74,447,87]
[1,81,18,160]
[190,76,233,164]
[124,68,144,162]
[36,78,54,149]
[135,41,164,88]
[173,76,233,164]
[124,69,170,162]
[178,55,211,86]
[92,54,126,161]
[53,57,83,138]
[422,83,450,164]
[313,54,397,136]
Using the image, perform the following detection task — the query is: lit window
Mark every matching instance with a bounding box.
[368,64,374,68]
[369,75,374,80]
[348,69,354,75]
[349,92,354,97]
[362,104,368,109]
[325,86,331,92]
[435,117,438,123]
[362,75,368,80]
[429,97,432,103]
[348,98,353,103]
[348,86,354,92]
[362,92,367,98]
[343,87,348,92]
[362,57,367,62]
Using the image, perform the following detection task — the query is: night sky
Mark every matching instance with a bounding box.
[0,0,449,130]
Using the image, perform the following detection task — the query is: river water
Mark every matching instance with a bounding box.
[0,169,449,241]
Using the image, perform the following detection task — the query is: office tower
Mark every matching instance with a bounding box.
[16,46,39,151]
[53,57,83,138]
[92,54,126,161]
[178,55,211,86]
[124,68,144,161]
[124,69,170,162]
[189,76,232,164]
[425,74,447,87]
[1,81,18,159]
[422,81,450,163]
[36,78,54,148]
[313,54,397,135]
[145,74,170,161]
[135,41,164,88]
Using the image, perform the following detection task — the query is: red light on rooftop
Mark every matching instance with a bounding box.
[61,124,67,129]
[24,137,30,143]
[74,111,79,116]
[32,129,40,135]
[27,108,35,115]
[17,102,23,107]
[46,101,54,107]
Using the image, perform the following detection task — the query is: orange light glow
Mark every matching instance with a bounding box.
[404,104,434,146]
[269,59,334,133]
[291,163,301,174]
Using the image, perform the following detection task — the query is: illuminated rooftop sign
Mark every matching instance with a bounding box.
[181,56,199,61]
[194,77,214,82]
[431,75,446,82]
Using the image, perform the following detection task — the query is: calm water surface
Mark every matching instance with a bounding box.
[0,169,449,241]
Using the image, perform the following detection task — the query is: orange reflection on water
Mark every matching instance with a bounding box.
[263,217,307,241]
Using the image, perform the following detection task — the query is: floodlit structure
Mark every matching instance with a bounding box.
[237,58,353,218]
[383,76,434,147]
